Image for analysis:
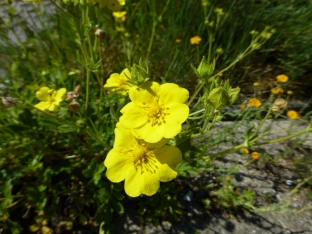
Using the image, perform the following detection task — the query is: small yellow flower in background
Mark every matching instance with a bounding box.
[104,124,182,197]
[248,98,262,108]
[253,82,260,86]
[176,38,182,43]
[240,104,246,110]
[271,87,284,95]
[94,0,125,11]
[190,36,202,44]
[287,90,293,95]
[287,110,300,119]
[251,152,260,160]
[34,87,66,111]
[218,72,223,77]
[2,214,8,220]
[214,8,224,15]
[113,11,127,21]
[104,69,131,95]
[119,81,189,143]
[225,176,231,181]
[276,74,289,83]
[241,148,249,154]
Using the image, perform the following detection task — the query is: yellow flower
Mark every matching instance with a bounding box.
[95,0,125,11]
[104,124,182,197]
[104,69,131,95]
[253,82,260,86]
[225,176,231,181]
[287,90,293,95]
[287,110,299,119]
[190,36,202,44]
[271,87,284,95]
[241,148,249,154]
[214,8,224,15]
[240,104,246,110]
[119,81,189,143]
[176,38,182,43]
[276,74,289,83]
[251,152,260,160]
[248,98,262,108]
[113,11,127,21]
[34,87,66,111]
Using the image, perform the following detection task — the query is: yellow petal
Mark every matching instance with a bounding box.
[105,148,131,182]
[129,81,160,107]
[146,138,170,149]
[104,73,121,87]
[36,87,51,101]
[153,146,181,182]
[34,101,50,111]
[120,68,131,80]
[54,88,67,102]
[132,123,163,143]
[114,123,138,148]
[162,103,189,138]
[119,103,147,129]
[48,102,59,111]
[159,83,189,105]
[125,166,160,197]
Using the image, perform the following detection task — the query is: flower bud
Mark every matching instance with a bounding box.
[95,29,107,40]
[207,87,229,110]
[2,96,16,107]
[65,91,77,102]
[69,99,80,112]
[74,85,81,96]
[216,47,224,55]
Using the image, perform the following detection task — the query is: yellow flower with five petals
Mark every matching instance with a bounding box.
[104,123,182,197]
[34,87,66,111]
[119,81,189,143]
[104,69,132,95]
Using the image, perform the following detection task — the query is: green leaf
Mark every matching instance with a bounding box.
[112,201,124,214]
[57,124,78,133]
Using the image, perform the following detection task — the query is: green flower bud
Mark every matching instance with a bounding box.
[207,87,229,110]
[192,57,215,79]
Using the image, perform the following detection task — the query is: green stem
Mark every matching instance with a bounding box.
[85,69,90,113]
[188,108,205,116]
[203,143,245,160]
[253,128,309,146]
[85,127,110,150]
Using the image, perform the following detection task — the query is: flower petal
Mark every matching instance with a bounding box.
[114,123,138,148]
[162,103,189,138]
[146,138,170,149]
[48,102,59,111]
[105,148,131,182]
[132,123,163,143]
[119,103,147,129]
[125,165,160,197]
[154,146,182,182]
[129,81,160,107]
[34,101,50,111]
[36,87,51,101]
[54,88,67,102]
[159,83,189,105]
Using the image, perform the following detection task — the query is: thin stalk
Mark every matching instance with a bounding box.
[253,128,309,146]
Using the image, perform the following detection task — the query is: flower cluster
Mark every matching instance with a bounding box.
[104,75,189,197]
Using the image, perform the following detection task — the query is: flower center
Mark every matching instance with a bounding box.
[146,101,169,126]
[119,79,127,86]
[131,143,157,174]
